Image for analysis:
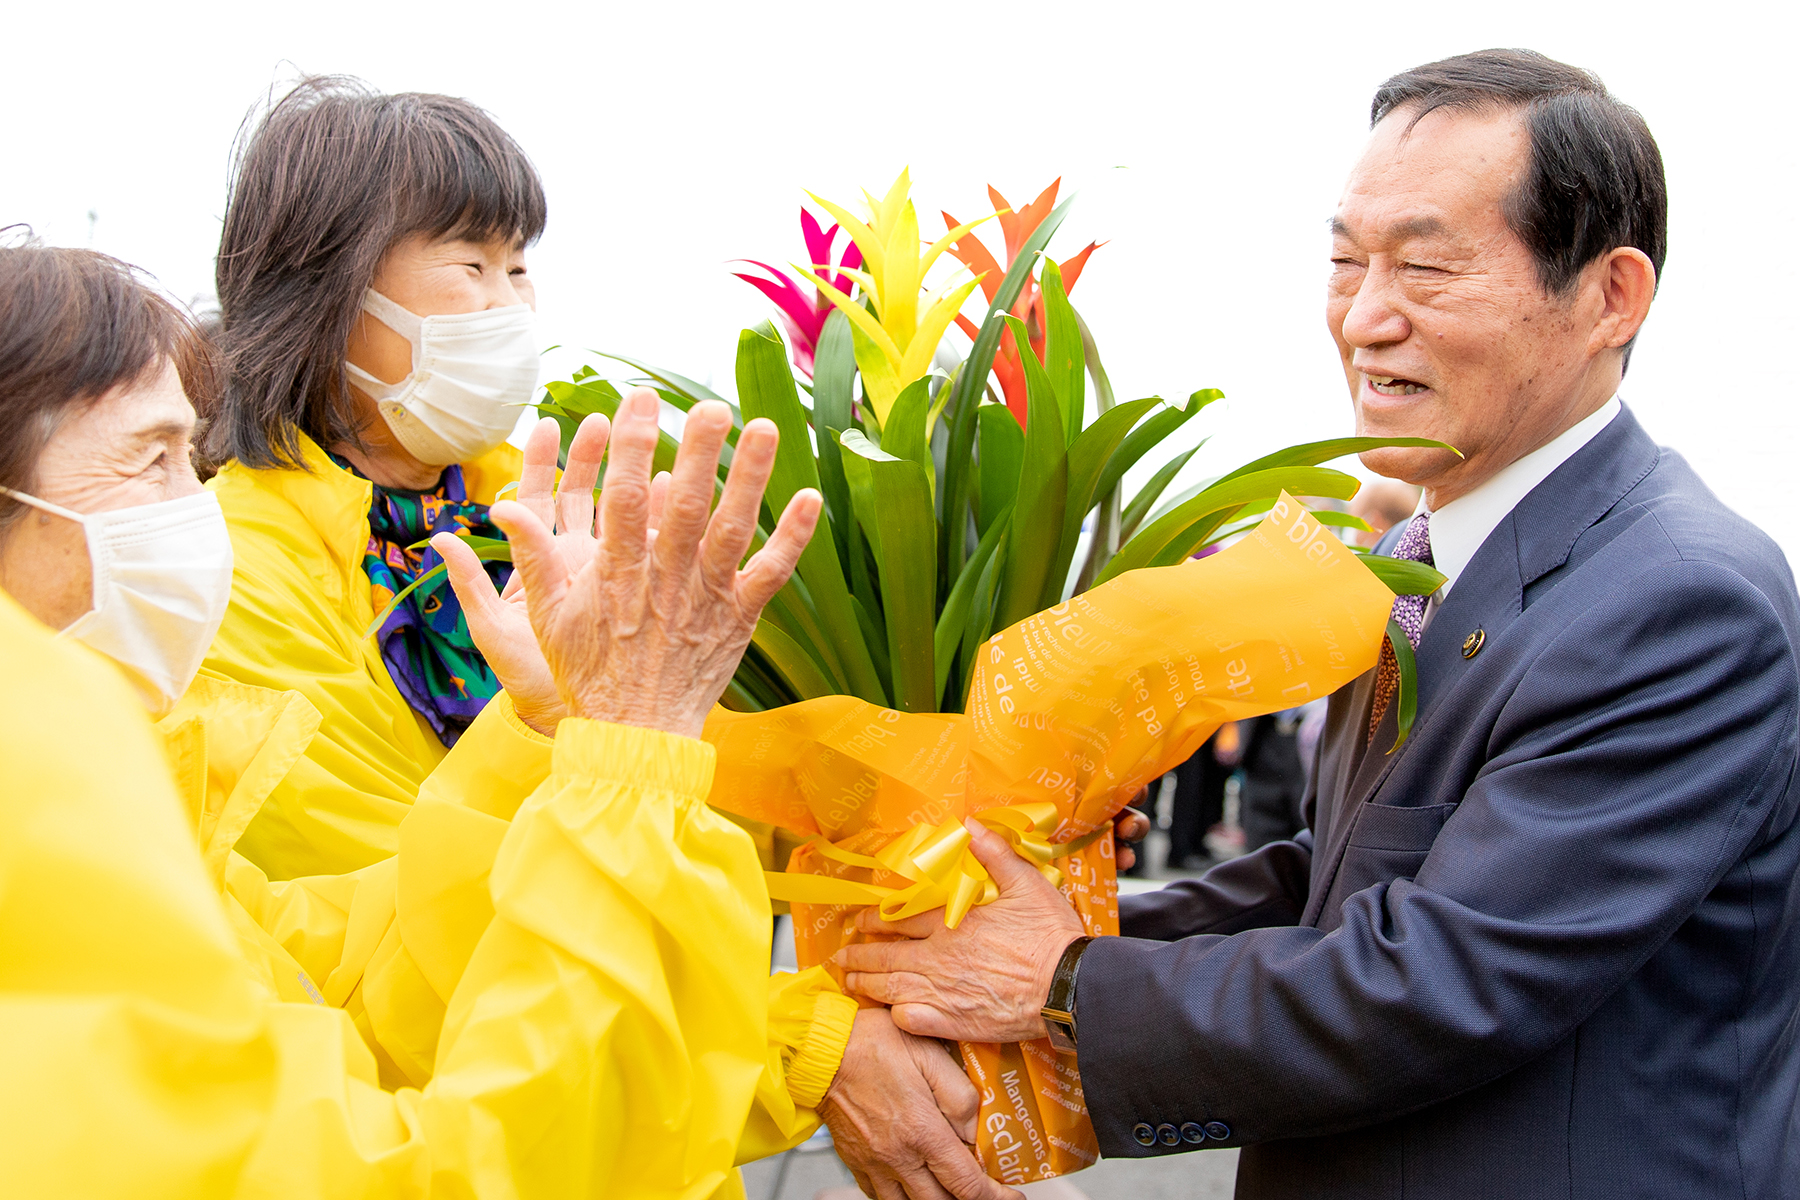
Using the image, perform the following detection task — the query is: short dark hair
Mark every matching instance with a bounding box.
[0,234,216,532]
[1372,49,1667,313]
[208,77,547,470]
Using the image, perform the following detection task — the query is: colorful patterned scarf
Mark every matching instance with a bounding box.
[344,458,514,747]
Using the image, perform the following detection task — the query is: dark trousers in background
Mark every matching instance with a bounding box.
[1169,736,1230,869]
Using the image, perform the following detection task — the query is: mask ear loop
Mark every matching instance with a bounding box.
[345,289,428,401]
[0,484,88,524]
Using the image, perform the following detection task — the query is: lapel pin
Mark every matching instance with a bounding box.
[1462,628,1485,659]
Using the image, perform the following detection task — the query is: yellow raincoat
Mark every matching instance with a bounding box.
[205,434,525,879]
[0,589,853,1197]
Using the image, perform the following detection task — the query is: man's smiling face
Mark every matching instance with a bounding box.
[1328,104,1619,506]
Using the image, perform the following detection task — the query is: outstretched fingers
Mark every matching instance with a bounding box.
[432,533,506,632]
[654,400,732,569]
[557,413,609,537]
[517,417,564,529]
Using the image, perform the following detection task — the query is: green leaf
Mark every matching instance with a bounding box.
[735,323,887,706]
[1038,258,1085,446]
[879,377,933,475]
[1098,466,1361,585]
[994,315,1071,625]
[811,309,859,567]
[1385,619,1418,754]
[840,430,937,713]
[750,618,838,700]
[1051,396,1163,600]
[591,351,727,403]
[976,405,1024,537]
[1313,510,1373,532]
[958,532,1007,706]
[541,378,687,484]
[939,192,1076,587]
[362,535,512,639]
[1119,441,1204,540]
[1360,554,1448,596]
[1219,436,1458,483]
[1094,389,1220,502]
[935,506,1011,701]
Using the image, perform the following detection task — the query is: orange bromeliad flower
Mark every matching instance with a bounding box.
[943,179,1102,428]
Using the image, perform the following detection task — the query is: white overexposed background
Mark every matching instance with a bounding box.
[7,0,1796,561]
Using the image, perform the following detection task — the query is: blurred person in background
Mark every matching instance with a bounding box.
[1166,724,1239,870]
[1236,709,1309,852]
[0,239,864,1196]
[1348,478,1421,547]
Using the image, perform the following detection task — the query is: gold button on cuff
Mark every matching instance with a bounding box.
[1462,628,1485,659]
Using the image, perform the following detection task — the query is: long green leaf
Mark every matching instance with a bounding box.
[880,377,933,474]
[1119,441,1204,540]
[751,619,838,700]
[1098,466,1360,585]
[1220,436,1457,482]
[934,506,1011,701]
[1360,554,1448,596]
[591,350,727,403]
[840,430,937,713]
[810,309,859,569]
[1094,389,1220,502]
[959,533,1007,705]
[1038,258,1084,445]
[977,405,1024,537]
[940,193,1077,588]
[994,315,1071,625]
[362,535,512,638]
[735,324,887,705]
[1050,396,1163,600]
[1385,619,1418,753]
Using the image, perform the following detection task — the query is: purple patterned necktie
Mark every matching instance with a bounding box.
[1370,511,1433,742]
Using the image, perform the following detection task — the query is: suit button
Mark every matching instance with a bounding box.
[1132,1123,1156,1147]
[1179,1122,1206,1144]
[1204,1120,1231,1140]
[1156,1123,1180,1146]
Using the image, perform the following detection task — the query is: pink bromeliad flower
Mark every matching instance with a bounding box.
[734,209,864,378]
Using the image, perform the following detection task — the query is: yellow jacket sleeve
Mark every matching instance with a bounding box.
[0,586,793,1198]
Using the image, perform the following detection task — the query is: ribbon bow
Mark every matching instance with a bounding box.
[762,801,1103,929]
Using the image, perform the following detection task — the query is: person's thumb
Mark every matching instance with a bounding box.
[487,500,566,632]
[432,534,501,627]
[963,818,1044,896]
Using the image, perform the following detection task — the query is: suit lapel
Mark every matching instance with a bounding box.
[1304,407,1661,923]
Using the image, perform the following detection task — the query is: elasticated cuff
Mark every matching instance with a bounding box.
[551,718,717,800]
[784,987,859,1111]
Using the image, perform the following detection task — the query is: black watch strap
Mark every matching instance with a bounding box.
[1041,935,1095,1053]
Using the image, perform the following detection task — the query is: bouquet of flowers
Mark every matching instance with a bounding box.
[417,172,1447,1181]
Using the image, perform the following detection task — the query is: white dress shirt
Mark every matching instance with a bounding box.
[1419,396,1622,628]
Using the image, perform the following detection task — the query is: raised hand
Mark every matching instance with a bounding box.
[434,412,609,734]
[487,387,819,739]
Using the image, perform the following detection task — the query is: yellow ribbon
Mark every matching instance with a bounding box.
[763,802,1106,929]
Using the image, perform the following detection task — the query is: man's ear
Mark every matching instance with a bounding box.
[1591,246,1658,355]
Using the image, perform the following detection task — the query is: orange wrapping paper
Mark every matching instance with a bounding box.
[703,497,1393,1181]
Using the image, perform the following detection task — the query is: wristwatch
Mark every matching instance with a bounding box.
[1040,935,1095,1053]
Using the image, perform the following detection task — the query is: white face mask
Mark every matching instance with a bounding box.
[345,289,541,466]
[0,486,234,716]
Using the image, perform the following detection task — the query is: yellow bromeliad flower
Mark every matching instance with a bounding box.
[794,169,998,423]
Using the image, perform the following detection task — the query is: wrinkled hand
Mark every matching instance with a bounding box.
[823,1008,1022,1200]
[485,387,818,739]
[837,821,1086,1044]
[435,414,611,734]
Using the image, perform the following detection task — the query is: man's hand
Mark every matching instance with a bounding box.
[485,388,819,739]
[435,413,610,735]
[822,1008,1022,1200]
[1113,798,1150,871]
[837,820,1086,1044]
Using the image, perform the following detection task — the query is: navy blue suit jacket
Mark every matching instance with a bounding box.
[1077,408,1800,1198]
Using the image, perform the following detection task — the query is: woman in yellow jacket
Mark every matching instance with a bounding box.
[0,239,859,1197]
[201,76,566,879]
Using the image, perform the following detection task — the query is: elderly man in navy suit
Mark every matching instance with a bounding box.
[840,49,1800,1199]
